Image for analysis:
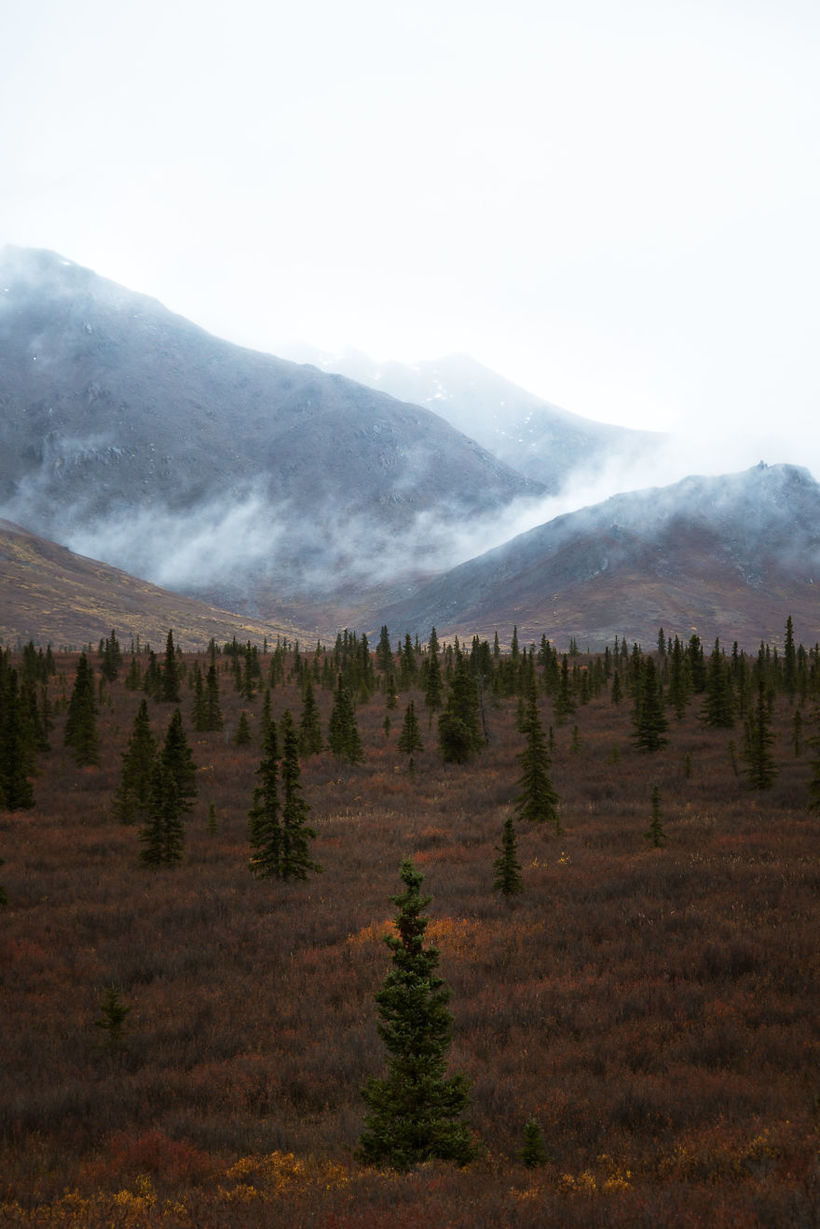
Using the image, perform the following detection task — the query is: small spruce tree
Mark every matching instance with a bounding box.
[397,699,423,769]
[279,710,321,881]
[519,1117,548,1168]
[358,860,475,1170]
[95,986,131,1048]
[493,816,523,896]
[643,785,667,847]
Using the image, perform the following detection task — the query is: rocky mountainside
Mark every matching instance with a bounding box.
[0,517,304,650]
[287,347,663,488]
[0,248,543,619]
[371,463,820,650]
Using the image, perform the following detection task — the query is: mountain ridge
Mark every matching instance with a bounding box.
[370,463,820,649]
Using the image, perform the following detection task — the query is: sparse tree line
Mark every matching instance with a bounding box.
[2,617,820,1169]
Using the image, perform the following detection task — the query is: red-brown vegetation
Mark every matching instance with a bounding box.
[0,635,817,1226]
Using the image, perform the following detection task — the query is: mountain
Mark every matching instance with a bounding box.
[0,248,543,622]
[284,347,663,488]
[370,463,820,650]
[0,517,306,650]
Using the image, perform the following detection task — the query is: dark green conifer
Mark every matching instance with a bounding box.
[398,699,424,765]
[0,668,36,809]
[358,860,474,1170]
[493,815,523,896]
[95,986,131,1048]
[514,682,560,831]
[249,720,281,878]
[235,711,253,746]
[160,709,197,812]
[328,675,364,763]
[519,1117,548,1167]
[298,678,324,755]
[438,657,483,764]
[279,710,321,881]
[701,639,735,728]
[114,699,156,824]
[643,785,667,847]
[632,656,668,752]
[161,630,181,703]
[139,760,185,867]
[64,652,99,766]
[743,679,778,790]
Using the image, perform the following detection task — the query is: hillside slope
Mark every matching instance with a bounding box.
[0,518,304,649]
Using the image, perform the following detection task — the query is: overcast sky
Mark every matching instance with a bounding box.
[3,0,818,469]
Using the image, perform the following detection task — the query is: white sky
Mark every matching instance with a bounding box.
[2,0,819,464]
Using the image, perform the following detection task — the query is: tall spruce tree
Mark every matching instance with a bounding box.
[249,719,281,878]
[398,699,424,767]
[160,709,197,812]
[358,860,474,1169]
[631,656,668,752]
[514,682,560,831]
[438,656,483,764]
[298,678,324,755]
[64,652,100,766]
[161,629,181,703]
[743,678,778,790]
[701,639,735,728]
[328,675,364,763]
[279,710,321,880]
[0,668,36,809]
[139,761,185,867]
[114,699,156,824]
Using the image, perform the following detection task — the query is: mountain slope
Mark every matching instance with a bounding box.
[371,463,820,649]
[0,249,543,617]
[0,518,306,649]
[287,348,663,488]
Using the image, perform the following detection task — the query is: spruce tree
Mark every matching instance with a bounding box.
[279,710,321,881]
[139,761,185,867]
[249,719,281,878]
[398,699,424,768]
[514,682,560,831]
[114,699,156,824]
[358,860,474,1169]
[298,678,324,755]
[64,652,100,766]
[632,656,668,752]
[234,711,253,746]
[204,663,224,731]
[743,679,778,790]
[438,656,483,764]
[95,986,131,1048]
[701,639,735,728]
[160,709,197,812]
[519,1117,548,1167]
[423,642,444,714]
[643,785,667,847]
[0,668,36,810]
[161,629,181,703]
[493,816,523,896]
[328,675,364,763]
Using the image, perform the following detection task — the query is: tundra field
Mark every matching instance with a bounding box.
[1,629,818,1227]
